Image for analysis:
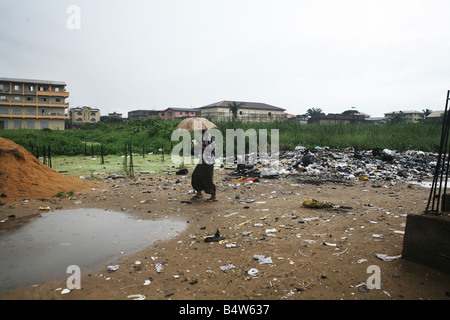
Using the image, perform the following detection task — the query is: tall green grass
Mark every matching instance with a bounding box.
[0,119,443,156]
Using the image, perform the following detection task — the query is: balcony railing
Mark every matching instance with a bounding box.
[0,100,69,107]
[0,112,69,120]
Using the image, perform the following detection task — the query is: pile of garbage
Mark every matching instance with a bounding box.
[226,146,437,183]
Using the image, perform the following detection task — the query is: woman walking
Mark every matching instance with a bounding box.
[191,130,217,202]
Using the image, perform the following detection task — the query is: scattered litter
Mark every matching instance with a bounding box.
[107,264,119,271]
[143,280,151,285]
[372,234,383,239]
[357,259,368,264]
[220,263,236,271]
[323,242,337,247]
[247,268,259,277]
[204,229,226,242]
[61,288,71,295]
[302,198,334,208]
[375,253,402,261]
[253,255,273,264]
[127,294,146,300]
[155,263,163,272]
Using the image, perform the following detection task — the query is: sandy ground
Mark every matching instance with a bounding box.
[0,169,449,301]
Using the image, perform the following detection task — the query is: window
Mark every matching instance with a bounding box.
[27,97,33,101]
[29,86,34,91]
[13,108,22,115]
[27,121,35,129]
[268,112,272,117]
[40,121,48,129]
[14,85,20,91]
[14,120,22,129]
[0,96,6,101]
[0,107,8,114]
[0,84,3,90]
[239,111,243,115]
[40,97,47,102]
[55,87,60,92]
[14,96,21,101]
[56,98,61,103]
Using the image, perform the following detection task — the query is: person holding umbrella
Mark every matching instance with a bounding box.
[177,118,218,202]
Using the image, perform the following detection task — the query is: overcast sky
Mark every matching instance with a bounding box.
[1,0,450,117]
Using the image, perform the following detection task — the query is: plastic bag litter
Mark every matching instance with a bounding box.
[107,264,119,271]
[220,263,236,271]
[253,255,273,264]
[375,253,401,261]
[302,198,334,208]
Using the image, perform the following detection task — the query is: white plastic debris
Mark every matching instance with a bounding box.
[127,294,146,300]
[247,268,259,277]
[219,263,236,271]
[61,288,71,295]
[155,263,163,272]
[253,255,273,264]
[107,264,119,271]
[375,253,402,261]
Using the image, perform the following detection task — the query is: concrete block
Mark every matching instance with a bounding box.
[402,212,450,274]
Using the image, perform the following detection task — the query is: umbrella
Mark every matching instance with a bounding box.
[177,117,217,132]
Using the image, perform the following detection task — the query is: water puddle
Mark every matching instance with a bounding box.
[0,209,187,293]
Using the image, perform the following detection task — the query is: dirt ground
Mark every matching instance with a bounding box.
[1,167,449,301]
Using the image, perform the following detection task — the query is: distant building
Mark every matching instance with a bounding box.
[159,107,199,120]
[427,110,444,118]
[108,112,122,118]
[384,110,423,123]
[69,106,101,124]
[0,77,69,130]
[199,100,285,122]
[128,109,161,120]
[128,107,199,121]
[308,113,366,124]
[285,113,308,124]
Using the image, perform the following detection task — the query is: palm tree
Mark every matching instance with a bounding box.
[306,108,323,117]
[422,109,433,119]
[228,102,245,119]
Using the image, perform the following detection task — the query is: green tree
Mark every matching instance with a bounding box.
[306,108,323,116]
[342,109,360,114]
[228,102,245,119]
[422,109,433,119]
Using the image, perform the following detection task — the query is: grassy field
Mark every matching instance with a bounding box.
[50,153,198,178]
[0,119,443,157]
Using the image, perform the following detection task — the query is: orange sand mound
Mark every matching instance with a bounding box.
[0,137,95,202]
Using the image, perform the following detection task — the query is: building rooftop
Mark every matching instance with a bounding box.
[165,107,199,112]
[0,77,67,86]
[200,100,285,111]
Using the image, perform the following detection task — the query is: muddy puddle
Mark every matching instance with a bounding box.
[0,209,187,293]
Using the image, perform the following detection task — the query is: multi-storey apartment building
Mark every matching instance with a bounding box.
[0,77,69,130]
